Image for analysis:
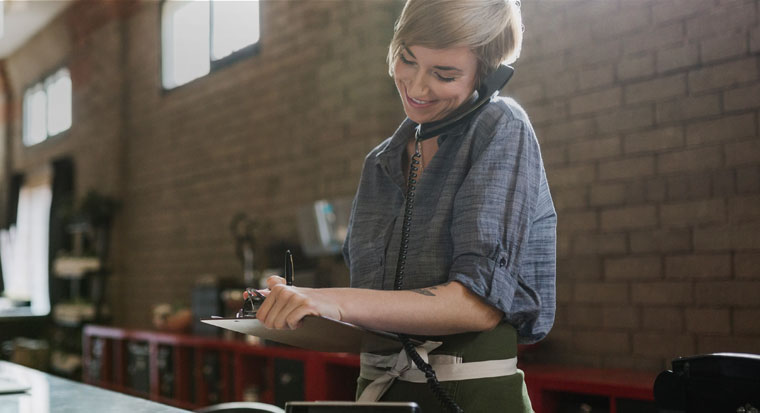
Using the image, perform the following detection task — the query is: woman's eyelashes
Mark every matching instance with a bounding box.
[399,54,457,83]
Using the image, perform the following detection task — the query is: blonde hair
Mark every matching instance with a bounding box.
[388,0,523,85]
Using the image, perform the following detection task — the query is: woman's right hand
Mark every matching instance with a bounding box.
[255,275,343,330]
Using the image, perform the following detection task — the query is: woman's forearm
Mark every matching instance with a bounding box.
[322,281,503,336]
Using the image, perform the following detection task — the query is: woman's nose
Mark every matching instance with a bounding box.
[408,70,429,97]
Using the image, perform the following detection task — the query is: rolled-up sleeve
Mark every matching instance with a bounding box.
[449,116,546,339]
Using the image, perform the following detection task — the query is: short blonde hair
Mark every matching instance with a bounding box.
[388,0,523,86]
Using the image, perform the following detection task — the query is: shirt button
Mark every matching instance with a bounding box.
[499,257,507,268]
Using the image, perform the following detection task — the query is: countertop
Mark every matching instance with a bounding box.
[0,361,191,413]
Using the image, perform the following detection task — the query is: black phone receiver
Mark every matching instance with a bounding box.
[415,64,514,141]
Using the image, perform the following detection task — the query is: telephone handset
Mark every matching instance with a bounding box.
[415,64,515,141]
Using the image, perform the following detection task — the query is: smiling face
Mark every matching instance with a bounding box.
[393,45,479,125]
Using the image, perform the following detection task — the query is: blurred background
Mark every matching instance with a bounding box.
[0,0,758,409]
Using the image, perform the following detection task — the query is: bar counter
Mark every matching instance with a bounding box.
[0,361,191,413]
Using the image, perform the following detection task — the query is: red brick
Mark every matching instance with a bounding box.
[737,166,760,194]
[569,87,623,115]
[642,307,684,332]
[656,94,721,124]
[725,139,760,167]
[567,137,621,162]
[624,126,684,154]
[574,331,631,355]
[557,280,573,304]
[665,254,732,280]
[605,256,662,280]
[544,71,579,99]
[511,83,544,104]
[575,282,629,304]
[573,233,628,255]
[632,282,693,305]
[660,199,726,227]
[578,65,615,90]
[652,0,716,25]
[698,336,760,355]
[558,257,603,281]
[540,143,567,166]
[656,43,699,73]
[712,169,737,198]
[625,74,687,105]
[590,183,626,206]
[700,31,749,63]
[734,309,760,335]
[735,252,760,279]
[685,308,731,334]
[601,205,658,230]
[646,179,668,202]
[596,106,655,134]
[602,355,667,372]
[603,307,640,329]
[694,222,760,251]
[657,146,723,175]
[688,58,759,94]
[598,156,656,181]
[567,38,622,67]
[617,53,655,81]
[633,332,695,358]
[592,5,650,38]
[666,173,712,201]
[685,2,757,38]
[728,194,760,223]
[552,186,588,210]
[523,100,566,124]
[558,210,598,233]
[695,281,760,307]
[629,229,692,253]
[536,118,596,143]
[686,114,756,146]
[622,22,684,55]
[546,164,596,187]
[568,305,604,328]
[724,83,760,112]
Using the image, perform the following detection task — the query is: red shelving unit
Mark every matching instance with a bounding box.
[82,325,360,410]
[522,364,657,413]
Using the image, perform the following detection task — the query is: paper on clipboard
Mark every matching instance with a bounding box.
[201,315,419,353]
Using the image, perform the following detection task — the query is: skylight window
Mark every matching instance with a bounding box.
[162,0,261,89]
[23,68,72,146]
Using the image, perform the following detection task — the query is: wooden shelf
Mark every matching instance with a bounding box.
[82,325,360,410]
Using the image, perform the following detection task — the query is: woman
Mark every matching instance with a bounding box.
[256,0,556,411]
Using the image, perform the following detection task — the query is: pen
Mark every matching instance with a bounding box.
[285,250,294,286]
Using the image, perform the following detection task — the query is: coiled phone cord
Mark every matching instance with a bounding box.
[392,138,464,413]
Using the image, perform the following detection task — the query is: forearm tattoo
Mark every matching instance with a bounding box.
[410,281,451,297]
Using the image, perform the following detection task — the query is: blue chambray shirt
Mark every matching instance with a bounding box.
[342,97,556,344]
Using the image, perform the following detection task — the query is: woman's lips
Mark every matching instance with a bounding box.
[405,87,436,108]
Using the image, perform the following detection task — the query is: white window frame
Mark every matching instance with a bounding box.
[22,67,72,147]
[161,0,261,90]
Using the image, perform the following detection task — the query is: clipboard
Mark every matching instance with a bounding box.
[201,315,420,353]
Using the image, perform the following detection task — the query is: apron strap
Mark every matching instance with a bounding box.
[358,341,518,402]
[358,341,442,402]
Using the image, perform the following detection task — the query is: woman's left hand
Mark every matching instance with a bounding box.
[255,276,343,330]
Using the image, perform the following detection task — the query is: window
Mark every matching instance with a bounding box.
[0,168,53,316]
[162,0,261,89]
[23,68,72,146]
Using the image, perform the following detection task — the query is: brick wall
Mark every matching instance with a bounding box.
[512,0,760,370]
[1,0,758,371]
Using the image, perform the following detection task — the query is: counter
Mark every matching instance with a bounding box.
[0,361,191,413]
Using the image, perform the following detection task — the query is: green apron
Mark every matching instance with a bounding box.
[356,323,534,412]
